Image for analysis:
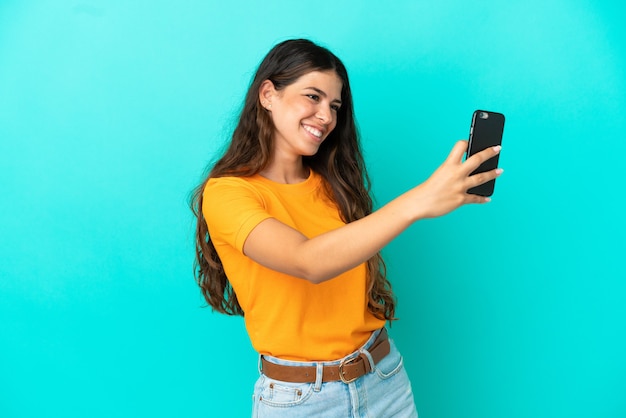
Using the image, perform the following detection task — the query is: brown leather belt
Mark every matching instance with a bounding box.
[260,328,390,384]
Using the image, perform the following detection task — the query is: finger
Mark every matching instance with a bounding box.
[463,145,501,174]
[465,194,492,204]
[467,167,504,189]
[444,140,469,165]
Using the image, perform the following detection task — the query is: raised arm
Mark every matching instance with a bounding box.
[243,141,502,284]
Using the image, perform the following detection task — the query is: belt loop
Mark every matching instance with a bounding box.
[313,363,323,392]
[359,348,376,374]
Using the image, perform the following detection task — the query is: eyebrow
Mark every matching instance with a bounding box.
[306,87,342,105]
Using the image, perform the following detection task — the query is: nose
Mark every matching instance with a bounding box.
[316,105,332,124]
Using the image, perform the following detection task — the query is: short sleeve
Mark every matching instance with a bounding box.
[202,177,273,252]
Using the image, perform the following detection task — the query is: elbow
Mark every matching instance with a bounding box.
[304,274,330,285]
[288,242,339,284]
[295,264,333,285]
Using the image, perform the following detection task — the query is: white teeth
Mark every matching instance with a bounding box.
[303,125,323,138]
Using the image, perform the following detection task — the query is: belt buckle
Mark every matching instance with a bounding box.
[339,356,359,384]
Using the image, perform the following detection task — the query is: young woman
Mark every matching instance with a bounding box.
[191,39,502,417]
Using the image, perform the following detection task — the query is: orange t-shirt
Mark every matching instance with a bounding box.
[202,171,385,361]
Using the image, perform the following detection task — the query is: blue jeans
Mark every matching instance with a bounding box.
[252,329,418,417]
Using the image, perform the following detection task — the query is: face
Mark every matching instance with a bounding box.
[260,70,343,159]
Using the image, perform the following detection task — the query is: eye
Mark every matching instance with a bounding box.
[331,104,341,112]
[306,94,320,102]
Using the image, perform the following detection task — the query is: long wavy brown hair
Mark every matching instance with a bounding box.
[190,39,396,320]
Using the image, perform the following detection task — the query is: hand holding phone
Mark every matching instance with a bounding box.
[466,110,505,196]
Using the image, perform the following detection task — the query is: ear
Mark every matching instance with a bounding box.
[258,79,277,110]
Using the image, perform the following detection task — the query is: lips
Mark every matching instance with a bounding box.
[302,124,324,139]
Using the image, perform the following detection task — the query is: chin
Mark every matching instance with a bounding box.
[303,144,324,156]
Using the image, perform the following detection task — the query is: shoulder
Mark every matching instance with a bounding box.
[202,175,276,221]
[203,176,264,200]
[205,175,255,189]
[202,176,270,221]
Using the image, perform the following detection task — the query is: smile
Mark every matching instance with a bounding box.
[303,124,323,139]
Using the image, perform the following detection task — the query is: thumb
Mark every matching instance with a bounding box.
[444,140,469,165]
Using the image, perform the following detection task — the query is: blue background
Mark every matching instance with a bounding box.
[1,1,625,417]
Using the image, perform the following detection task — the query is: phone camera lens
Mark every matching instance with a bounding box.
[479,112,489,119]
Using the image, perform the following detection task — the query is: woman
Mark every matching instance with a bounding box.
[191,39,502,417]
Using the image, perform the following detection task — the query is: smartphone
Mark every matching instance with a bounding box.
[467,110,505,196]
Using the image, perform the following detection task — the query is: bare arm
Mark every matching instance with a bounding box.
[243,141,502,284]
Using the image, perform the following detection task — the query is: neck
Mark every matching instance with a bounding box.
[260,159,309,184]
